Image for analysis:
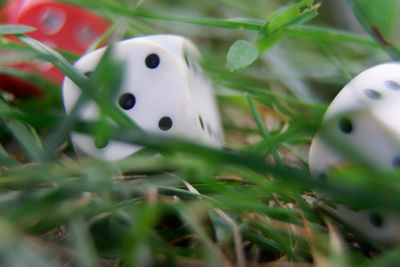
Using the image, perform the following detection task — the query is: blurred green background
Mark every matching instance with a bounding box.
[0,0,400,266]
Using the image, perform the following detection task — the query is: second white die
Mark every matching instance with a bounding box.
[309,62,400,245]
[63,34,224,161]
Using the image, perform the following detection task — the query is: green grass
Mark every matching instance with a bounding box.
[0,0,400,266]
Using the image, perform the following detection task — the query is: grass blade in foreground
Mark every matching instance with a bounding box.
[0,25,36,35]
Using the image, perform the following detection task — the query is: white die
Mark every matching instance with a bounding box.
[309,62,400,245]
[63,35,224,161]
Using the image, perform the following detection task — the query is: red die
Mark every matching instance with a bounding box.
[0,0,109,97]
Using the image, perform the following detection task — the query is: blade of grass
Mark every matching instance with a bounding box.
[0,100,45,162]
[65,0,265,30]
[0,25,36,35]
[69,217,97,267]
[15,34,140,129]
[179,204,226,266]
[0,144,21,168]
[246,94,283,166]
[282,25,379,48]
[14,34,143,159]
[5,120,45,162]
[251,220,302,262]
[132,9,264,30]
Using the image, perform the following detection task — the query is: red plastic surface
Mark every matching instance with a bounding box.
[0,0,109,97]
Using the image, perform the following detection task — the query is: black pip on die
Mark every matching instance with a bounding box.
[63,35,224,161]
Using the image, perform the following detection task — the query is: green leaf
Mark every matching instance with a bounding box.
[349,0,398,40]
[0,25,36,35]
[226,40,259,71]
[264,0,314,34]
[348,0,400,59]
[258,0,319,51]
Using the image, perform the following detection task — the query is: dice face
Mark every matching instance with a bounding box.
[309,63,400,245]
[327,205,400,245]
[63,35,224,161]
[0,0,109,96]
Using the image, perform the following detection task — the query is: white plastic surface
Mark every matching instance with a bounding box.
[309,62,400,245]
